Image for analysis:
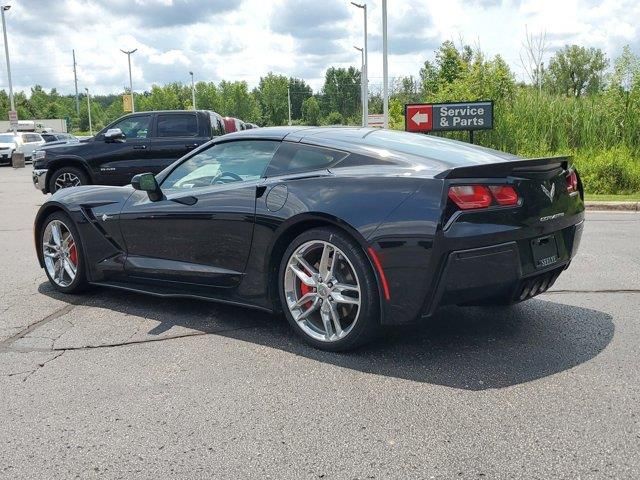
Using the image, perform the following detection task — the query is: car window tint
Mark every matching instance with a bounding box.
[110,115,151,139]
[162,140,280,191]
[156,114,198,137]
[265,143,348,177]
[42,134,55,142]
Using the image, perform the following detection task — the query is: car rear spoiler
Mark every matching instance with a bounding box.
[435,156,571,179]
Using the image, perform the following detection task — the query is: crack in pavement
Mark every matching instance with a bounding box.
[20,351,65,382]
[0,304,76,352]
[5,322,264,356]
[49,323,263,352]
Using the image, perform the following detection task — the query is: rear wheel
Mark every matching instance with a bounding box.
[40,212,88,293]
[48,166,88,193]
[279,227,379,351]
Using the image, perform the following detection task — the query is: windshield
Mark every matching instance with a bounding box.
[0,134,16,143]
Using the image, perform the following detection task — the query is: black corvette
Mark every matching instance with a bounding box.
[34,127,584,350]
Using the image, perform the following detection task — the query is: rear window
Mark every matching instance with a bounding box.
[363,130,518,167]
[156,114,198,137]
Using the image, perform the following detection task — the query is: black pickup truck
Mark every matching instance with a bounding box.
[32,110,227,194]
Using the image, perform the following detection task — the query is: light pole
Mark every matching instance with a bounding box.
[382,0,388,128]
[85,88,93,136]
[120,48,137,112]
[189,71,196,110]
[287,84,292,126]
[351,2,368,125]
[1,5,15,132]
[354,46,365,126]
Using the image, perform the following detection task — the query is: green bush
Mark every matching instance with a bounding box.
[573,147,640,194]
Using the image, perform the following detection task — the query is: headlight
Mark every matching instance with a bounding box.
[33,150,46,161]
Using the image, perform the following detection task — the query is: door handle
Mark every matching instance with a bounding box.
[185,143,199,149]
[133,145,147,150]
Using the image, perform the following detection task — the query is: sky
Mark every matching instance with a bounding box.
[1,0,639,96]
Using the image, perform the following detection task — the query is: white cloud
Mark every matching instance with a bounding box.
[0,0,636,96]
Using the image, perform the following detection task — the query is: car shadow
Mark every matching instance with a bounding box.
[38,282,614,391]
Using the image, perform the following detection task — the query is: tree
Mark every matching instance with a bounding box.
[256,73,289,126]
[419,60,439,97]
[320,67,361,119]
[436,40,465,84]
[218,80,260,122]
[520,27,547,89]
[301,96,320,125]
[545,45,609,97]
[288,77,313,120]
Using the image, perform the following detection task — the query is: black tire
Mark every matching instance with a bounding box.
[278,227,380,351]
[39,211,89,294]
[48,166,88,193]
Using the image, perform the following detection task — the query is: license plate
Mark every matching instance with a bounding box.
[531,235,559,269]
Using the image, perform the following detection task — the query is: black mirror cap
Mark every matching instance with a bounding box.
[131,173,163,201]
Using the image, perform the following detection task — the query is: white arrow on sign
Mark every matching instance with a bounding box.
[412,111,429,125]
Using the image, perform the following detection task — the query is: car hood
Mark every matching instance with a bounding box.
[40,139,95,155]
[0,142,16,148]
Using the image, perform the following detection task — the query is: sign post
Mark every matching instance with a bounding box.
[405,101,493,143]
[8,110,18,131]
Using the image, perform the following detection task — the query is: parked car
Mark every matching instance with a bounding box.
[222,116,242,133]
[33,127,584,351]
[0,132,45,165]
[32,110,227,194]
[0,133,18,165]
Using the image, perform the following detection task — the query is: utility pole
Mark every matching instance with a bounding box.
[72,49,79,115]
[287,84,292,126]
[382,0,388,128]
[1,5,15,132]
[120,48,137,112]
[351,2,368,126]
[189,71,196,110]
[354,46,364,126]
[85,88,92,136]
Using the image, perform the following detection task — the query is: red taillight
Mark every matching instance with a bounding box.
[489,185,519,206]
[448,184,521,210]
[448,185,493,210]
[566,170,578,194]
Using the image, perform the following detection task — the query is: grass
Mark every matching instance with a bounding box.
[585,193,640,202]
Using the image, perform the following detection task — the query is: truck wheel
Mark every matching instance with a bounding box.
[48,167,88,193]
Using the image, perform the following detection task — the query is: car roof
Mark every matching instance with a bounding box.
[220,126,519,169]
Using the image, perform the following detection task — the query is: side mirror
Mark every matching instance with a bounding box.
[104,128,125,143]
[131,172,163,202]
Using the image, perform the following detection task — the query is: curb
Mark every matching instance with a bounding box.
[585,201,639,212]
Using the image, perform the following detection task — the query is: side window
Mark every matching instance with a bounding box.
[161,140,280,191]
[265,143,348,177]
[110,115,151,139]
[156,114,198,137]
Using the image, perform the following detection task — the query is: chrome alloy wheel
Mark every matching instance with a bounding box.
[42,220,78,287]
[284,240,361,342]
[54,172,81,191]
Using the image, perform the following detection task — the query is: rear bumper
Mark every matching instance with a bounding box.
[426,220,583,314]
[33,169,48,193]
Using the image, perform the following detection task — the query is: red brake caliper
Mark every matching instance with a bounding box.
[299,280,315,309]
[68,241,77,266]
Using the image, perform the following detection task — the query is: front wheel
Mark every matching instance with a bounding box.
[40,211,88,293]
[279,227,380,351]
[48,166,88,193]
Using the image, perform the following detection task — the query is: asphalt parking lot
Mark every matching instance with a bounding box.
[1,166,639,479]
